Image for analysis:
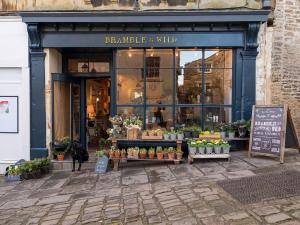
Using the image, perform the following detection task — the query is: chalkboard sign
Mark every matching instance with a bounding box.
[95,155,109,174]
[249,105,288,163]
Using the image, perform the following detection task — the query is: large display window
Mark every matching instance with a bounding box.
[116,48,233,130]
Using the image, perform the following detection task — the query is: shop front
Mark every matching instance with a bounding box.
[21,11,269,158]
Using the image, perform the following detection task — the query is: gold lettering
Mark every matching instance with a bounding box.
[105,36,110,44]
[129,37,134,43]
[117,37,122,44]
[111,37,116,44]
[142,36,146,44]
[135,36,140,44]
[156,37,162,43]
[150,37,154,43]
[123,36,129,43]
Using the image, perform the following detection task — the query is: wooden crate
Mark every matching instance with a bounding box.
[141,135,163,140]
[199,134,221,139]
[127,127,140,140]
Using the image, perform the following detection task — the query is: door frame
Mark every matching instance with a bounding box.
[51,73,86,147]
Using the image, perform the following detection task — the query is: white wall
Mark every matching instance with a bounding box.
[0,17,30,174]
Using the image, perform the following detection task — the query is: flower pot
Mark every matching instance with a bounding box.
[214,146,222,154]
[177,133,184,140]
[114,152,121,158]
[198,147,205,154]
[164,152,169,159]
[139,153,147,159]
[206,147,213,154]
[57,154,65,161]
[149,154,155,160]
[228,132,235,139]
[238,128,247,137]
[188,146,197,155]
[223,146,230,154]
[121,153,126,158]
[220,132,226,139]
[163,134,170,140]
[109,152,115,158]
[184,131,192,139]
[168,153,175,160]
[157,153,164,160]
[170,134,176,141]
[5,175,22,182]
[176,153,183,160]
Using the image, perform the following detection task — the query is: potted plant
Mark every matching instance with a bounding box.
[114,149,121,158]
[39,158,50,174]
[142,130,149,137]
[109,148,115,158]
[156,147,163,160]
[213,140,222,154]
[188,140,197,155]
[163,131,170,140]
[121,149,127,158]
[133,147,139,159]
[177,130,184,140]
[192,126,201,138]
[50,137,72,161]
[139,148,147,159]
[216,123,227,139]
[168,147,175,160]
[206,142,214,154]
[198,140,206,154]
[5,165,22,182]
[163,148,169,159]
[148,147,155,160]
[176,148,183,160]
[183,127,192,139]
[222,142,231,154]
[170,131,177,141]
[56,151,65,161]
[227,123,236,139]
[148,130,155,136]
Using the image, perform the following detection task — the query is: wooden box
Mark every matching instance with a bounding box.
[199,134,221,139]
[141,135,163,140]
[127,127,140,140]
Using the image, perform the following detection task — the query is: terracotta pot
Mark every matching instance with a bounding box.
[57,154,65,161]
[139,153,146,159]
[109,152,115,158]
[115,152,121,158]
[168,153,175,160]
[121,153,126,158]
[176,153,183,160]
[157,153,164,160]
[163,153,168,159]
[149,153,155,160]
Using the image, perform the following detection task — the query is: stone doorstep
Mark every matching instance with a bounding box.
[51,160,96,171]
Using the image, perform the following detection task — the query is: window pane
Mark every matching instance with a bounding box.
[117,49,144,68]
[68,58,110,73]
[146,69,173,104]
[146,49,174,68]
[176,107,202,127]
[204,69,232,104]
[117,68,144,104]
[176,49,202,69]
[204,49,232,69]
[177,68,203,104]
[203,107,232,130]
[146,106,173,129]
[117,107,144,120]
[89,60,110,73]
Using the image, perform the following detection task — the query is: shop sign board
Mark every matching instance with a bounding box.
[249,105,300,163]
[95,155,109,174]
[0,96,19,133]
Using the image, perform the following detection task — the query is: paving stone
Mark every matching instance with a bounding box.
[204,194,220,201]
[170,217,198,225]
[194,208,216,218]
[0,198,38,209]
[223,211,249,221]
[145,208,160,216]
[201,216,225,225]
[264,213,291,224]
[148,215,162,223]
[291,210,300,219]
[283,203,300,212]
[224,170,255,179]
[252,206,280,216]
[278,221,300,225]
[40,219,60,225]
[37,194,72,205]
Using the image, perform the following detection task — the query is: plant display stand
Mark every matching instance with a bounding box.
[188,153,231,164]
[110,157,183,171]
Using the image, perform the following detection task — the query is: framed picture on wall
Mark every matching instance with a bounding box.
[0,96,19,133]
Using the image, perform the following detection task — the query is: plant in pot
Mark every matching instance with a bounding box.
[109,147,115,158]
[188,140,197,155]
[222,142,231,154]
[133,147,140,159]
[213,140,222,154]
[114,149,121,159]
[227,123,237,139]
[170,131,177,141]
[216,123,227,139]
[139,148,147,159]
[234,120,248,138]
[148,147,155,160]
[121,149,127,158]
[206,142,214,154]
[156,147,164,160]
[176,148,183,160]
[168,147,175,160]
[56,151,66,161]
[182,127,192,139]
[163,131,170,140]
[142,130,149,137]
[177,130,184,140]
[197,140,206,154]
[6,165,22,182]
[163,148,169,159]
[39,158,50,174]
[192,126,201,138]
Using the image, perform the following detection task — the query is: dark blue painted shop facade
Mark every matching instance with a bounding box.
[21,9,270,158]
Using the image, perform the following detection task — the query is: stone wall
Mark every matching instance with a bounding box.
[0,0,263,11]
[271,0,300,137]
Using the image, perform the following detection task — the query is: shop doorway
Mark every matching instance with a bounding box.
[86,78,111,149]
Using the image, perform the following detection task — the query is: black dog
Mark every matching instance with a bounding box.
[71,141,89,172]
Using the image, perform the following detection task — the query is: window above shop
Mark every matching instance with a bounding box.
[67,58,111,74]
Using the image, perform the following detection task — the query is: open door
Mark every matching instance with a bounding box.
[52,74,86,148]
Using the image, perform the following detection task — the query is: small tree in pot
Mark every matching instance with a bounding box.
[176,148,183,160]
[148,147,155,160]
[156,147,163,160]
[168,147,175,160]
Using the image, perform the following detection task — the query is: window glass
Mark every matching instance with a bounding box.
[204,49,232,69]
[146,107,173,129]
[117,107,144,121]
[117,49,144,68]
[68,58,110,73]
[176,107,202,127]
[203,107,232,130]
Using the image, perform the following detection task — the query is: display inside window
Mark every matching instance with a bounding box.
[68,58,110,73]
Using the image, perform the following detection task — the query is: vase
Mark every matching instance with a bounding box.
[206,147,213,154]
[223,147,230,154]
[189,146,197,154]
[214,146,222,154]
[163,134,170,140]
[198,147,205,154]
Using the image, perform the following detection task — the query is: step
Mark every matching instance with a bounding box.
[51,160,97,171]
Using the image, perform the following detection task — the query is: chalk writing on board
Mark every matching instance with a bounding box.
[95,155,109,174]
[250,107,284,155]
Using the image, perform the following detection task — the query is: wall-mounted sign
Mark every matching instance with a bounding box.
[104,35,177,45]
[0,96,19,133]
[248,105,300,163]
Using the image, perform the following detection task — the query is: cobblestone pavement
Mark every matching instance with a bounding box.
[0,150,300,225]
